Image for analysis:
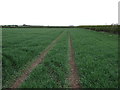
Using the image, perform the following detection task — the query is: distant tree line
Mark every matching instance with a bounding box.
[2,25,77,28]
[78,25,119,34]
[1,24,120,34]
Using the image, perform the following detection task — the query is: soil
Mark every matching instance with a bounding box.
[68,33,81,88]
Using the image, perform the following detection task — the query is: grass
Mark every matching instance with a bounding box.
[2,27,118,88]
[20,31,69,88]
[2,28,63,88]
[70,28,118,88]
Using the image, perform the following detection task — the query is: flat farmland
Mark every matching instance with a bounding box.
[2,28,63,88]
[2,28,118,88]
[70,28,118,88]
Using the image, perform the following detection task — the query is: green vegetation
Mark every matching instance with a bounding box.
[2,27,118,88]
[2,25,120,34]
[79,25,119,34]
[20,32,69,88]
[2,28,63,88]
[70,28,118,88]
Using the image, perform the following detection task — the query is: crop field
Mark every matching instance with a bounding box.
[2,27,118,88]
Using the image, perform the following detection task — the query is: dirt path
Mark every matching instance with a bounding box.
[11,32,64,88]
[68,33,81,88]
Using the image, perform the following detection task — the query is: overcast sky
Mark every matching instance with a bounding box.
[0,0,119,26]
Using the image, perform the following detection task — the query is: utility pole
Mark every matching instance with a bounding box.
[118,1,120,25]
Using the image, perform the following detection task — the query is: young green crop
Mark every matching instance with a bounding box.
[2,28,63,88]
[20,31,69,88]
[2,27,118,88]
[70,28,118,88]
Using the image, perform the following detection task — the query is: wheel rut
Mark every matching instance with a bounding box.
[10,32,64,88]
[68,32,81,89]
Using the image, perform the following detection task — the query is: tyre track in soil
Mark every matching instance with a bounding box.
[10,31,65,88]
[68,32,81,89]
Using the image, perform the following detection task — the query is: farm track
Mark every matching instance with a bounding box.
[10,31,65,88]
[68,32,81,88]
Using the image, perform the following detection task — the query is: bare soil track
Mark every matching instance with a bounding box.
[11,32,64,88]
[68,33,81,88]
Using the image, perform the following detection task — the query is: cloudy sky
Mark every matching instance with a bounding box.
[0,0,119,26]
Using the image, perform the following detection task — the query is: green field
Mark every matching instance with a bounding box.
[2,28,118,88]
[2,28,63,87]
[70,28,118,88]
